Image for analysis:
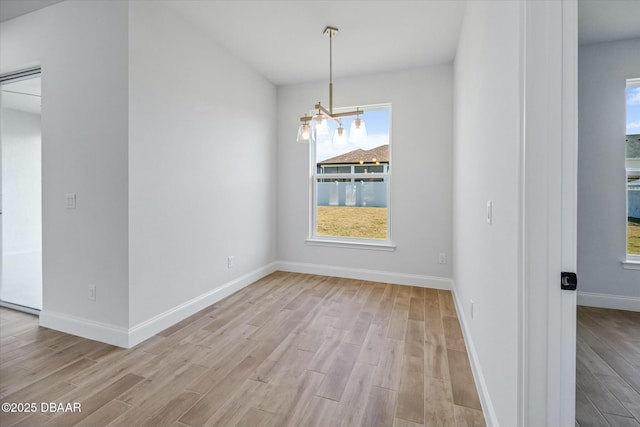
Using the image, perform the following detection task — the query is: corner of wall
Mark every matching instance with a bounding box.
[276,260,452,290]
[40,261,280,348]
[577,291,640,312]
[126,262,279,348]
[39,310,130,348]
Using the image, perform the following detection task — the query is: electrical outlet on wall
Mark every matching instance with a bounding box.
[65,193,76,209]
[88,284,96,301]
[227,256,235,269]
[438,253,447,264]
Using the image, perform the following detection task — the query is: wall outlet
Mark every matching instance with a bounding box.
[470,299,474,320]
[486,200,493,224]
[438,253,447,264]
[65,193,76,209]
[88,284,96,301]
[227,256,235,268]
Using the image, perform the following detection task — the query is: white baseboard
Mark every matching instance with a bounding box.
[40,262,279,348]
[577,291,640,312]
[127,262,279,347]
[450,282,498,427]
[0,300,40,316]
[39,310,130,347]
[276,261,452,289]
[37,262,451,348]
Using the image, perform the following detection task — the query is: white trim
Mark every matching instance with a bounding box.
[559,2,579,426]
[622,260,640,270]
[626,168,640,258]
[313,172,389,180]
[40,262,279,348]
[517,2,526,424]
[0,301,40,316]
[521,1,578,424]
[310,104,393,243]
[276,260,451,289]
[305,238,396,251]
[127,262,279,347]
[450,282,497,427]
[38,262,448,348]
[577,291,640,312]
[39,310,130,347]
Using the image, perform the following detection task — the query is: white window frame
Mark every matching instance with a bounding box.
[624,78,640,268]
[306,103,395,251]
[625,167,640,267]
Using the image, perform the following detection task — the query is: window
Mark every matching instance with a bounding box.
[309,104,393,248]
[626,78,640,261]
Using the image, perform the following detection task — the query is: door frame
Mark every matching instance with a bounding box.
[0,66,43,314]
[520,0,577,426]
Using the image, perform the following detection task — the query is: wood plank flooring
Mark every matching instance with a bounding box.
[0,272,485,427]
[576,306,640,427]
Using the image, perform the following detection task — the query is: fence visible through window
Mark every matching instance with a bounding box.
[311,105,391,241]
[626,78,640,257]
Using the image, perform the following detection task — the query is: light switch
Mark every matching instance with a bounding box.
[65,193,76,209]
[486,200,492,224]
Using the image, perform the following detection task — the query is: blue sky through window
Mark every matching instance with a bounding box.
[315,107,390,162]
[627,86,640,134]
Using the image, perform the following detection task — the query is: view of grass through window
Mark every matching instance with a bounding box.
[628,221,640,255]
[317,206,387,239]
[313,107,390,240]
[626,80,640,255]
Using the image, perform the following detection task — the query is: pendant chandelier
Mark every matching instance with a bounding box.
[297,26,367,143]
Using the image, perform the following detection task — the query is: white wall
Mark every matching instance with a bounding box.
[0,0,277,345]
[1,108,42,309]
[0,1,130,327]
[578,38,640,308]
[453,1,523,425]
[128,3,277,327]
[277,66,453,284]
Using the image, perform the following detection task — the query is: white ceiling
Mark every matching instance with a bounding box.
[159,0,640,85]
[1,0,638,86]
[0,0,63,22]
[578,0,640,45]
[161,0,467,86]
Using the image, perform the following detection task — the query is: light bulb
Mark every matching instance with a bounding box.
[297,123,311,142]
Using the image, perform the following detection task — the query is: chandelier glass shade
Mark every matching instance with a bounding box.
[296,122,311,143]
[297,26,367,144]
[332,122,348,145]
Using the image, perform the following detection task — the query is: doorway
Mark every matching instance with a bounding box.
[0,69,42,313]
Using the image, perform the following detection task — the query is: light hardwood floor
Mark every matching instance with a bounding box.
[0,272,485,427]
[576,305,640,427]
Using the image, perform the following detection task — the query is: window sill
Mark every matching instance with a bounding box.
[305,238,396,251]
[621,260,640,270]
